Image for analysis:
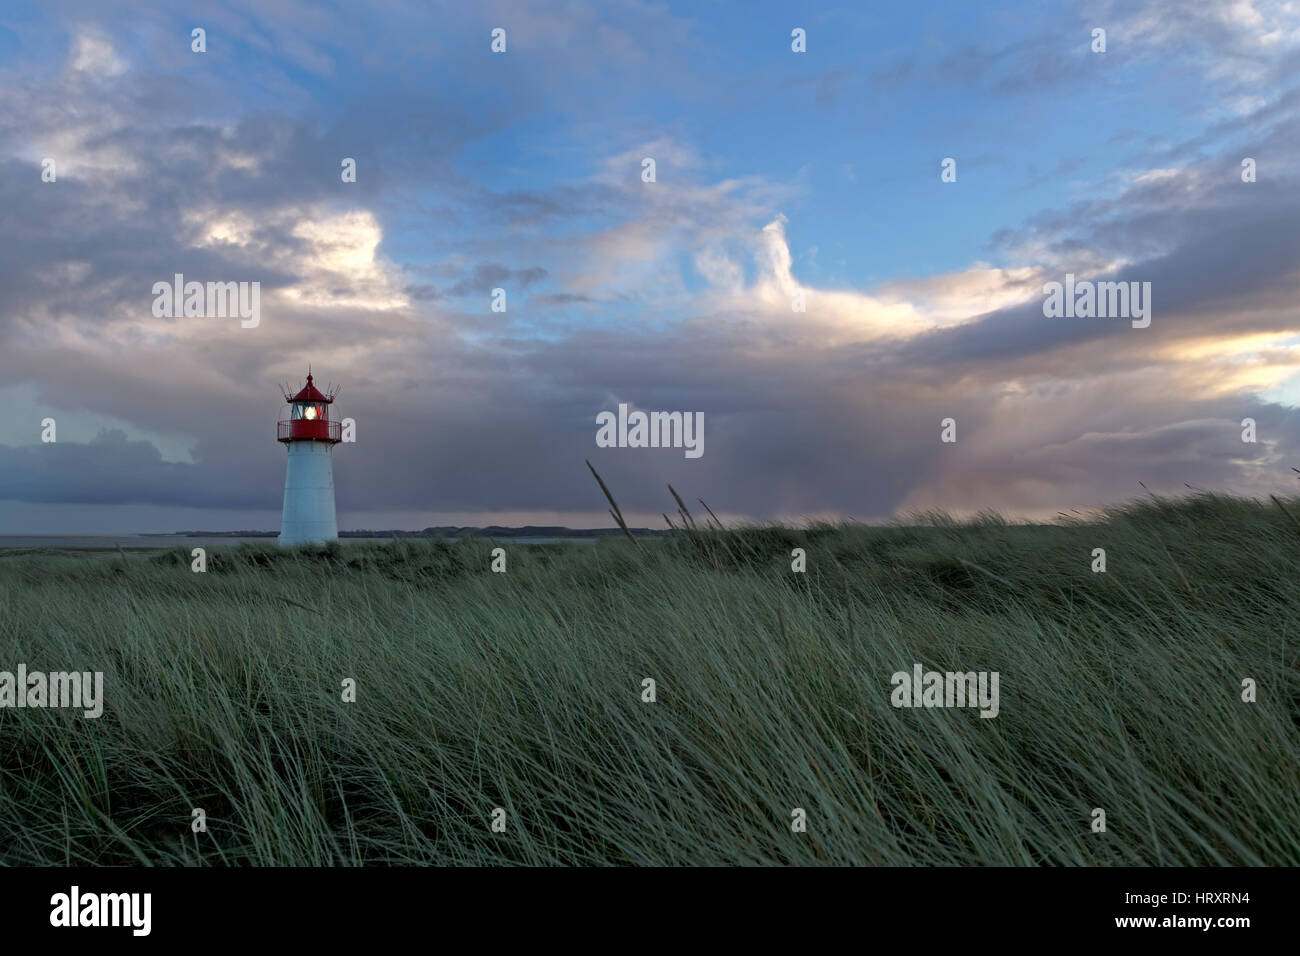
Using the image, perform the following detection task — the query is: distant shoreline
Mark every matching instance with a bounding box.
[140,527,670,539]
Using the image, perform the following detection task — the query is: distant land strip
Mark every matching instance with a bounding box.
[146,527,672,539]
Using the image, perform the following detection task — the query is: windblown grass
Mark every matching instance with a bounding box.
[0,491,1296,865]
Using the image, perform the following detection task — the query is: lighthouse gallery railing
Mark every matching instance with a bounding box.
[277,419,342,442]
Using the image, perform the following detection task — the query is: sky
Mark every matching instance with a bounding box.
[1,0,1299,532]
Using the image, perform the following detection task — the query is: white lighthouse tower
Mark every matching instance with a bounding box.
[277,370,343,546]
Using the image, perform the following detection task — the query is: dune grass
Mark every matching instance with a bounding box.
[0,490,1297,865]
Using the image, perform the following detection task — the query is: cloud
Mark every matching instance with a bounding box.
[69,28,126,77]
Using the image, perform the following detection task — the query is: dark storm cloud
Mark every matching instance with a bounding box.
[474,184,629,226]
[0,430,270,508]
[529,292,595,306]
[445,264,549,297]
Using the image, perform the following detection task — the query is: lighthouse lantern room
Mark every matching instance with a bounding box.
[277,370,342,546]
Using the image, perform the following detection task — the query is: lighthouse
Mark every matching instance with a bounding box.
[277,370,342,546]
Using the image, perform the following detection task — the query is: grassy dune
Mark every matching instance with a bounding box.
[0,491,1297,865]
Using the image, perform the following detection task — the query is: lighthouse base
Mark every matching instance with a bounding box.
[279,441,339,546]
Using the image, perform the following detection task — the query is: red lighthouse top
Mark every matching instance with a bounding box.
[278,370,342,444]
[288,373,333,405]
